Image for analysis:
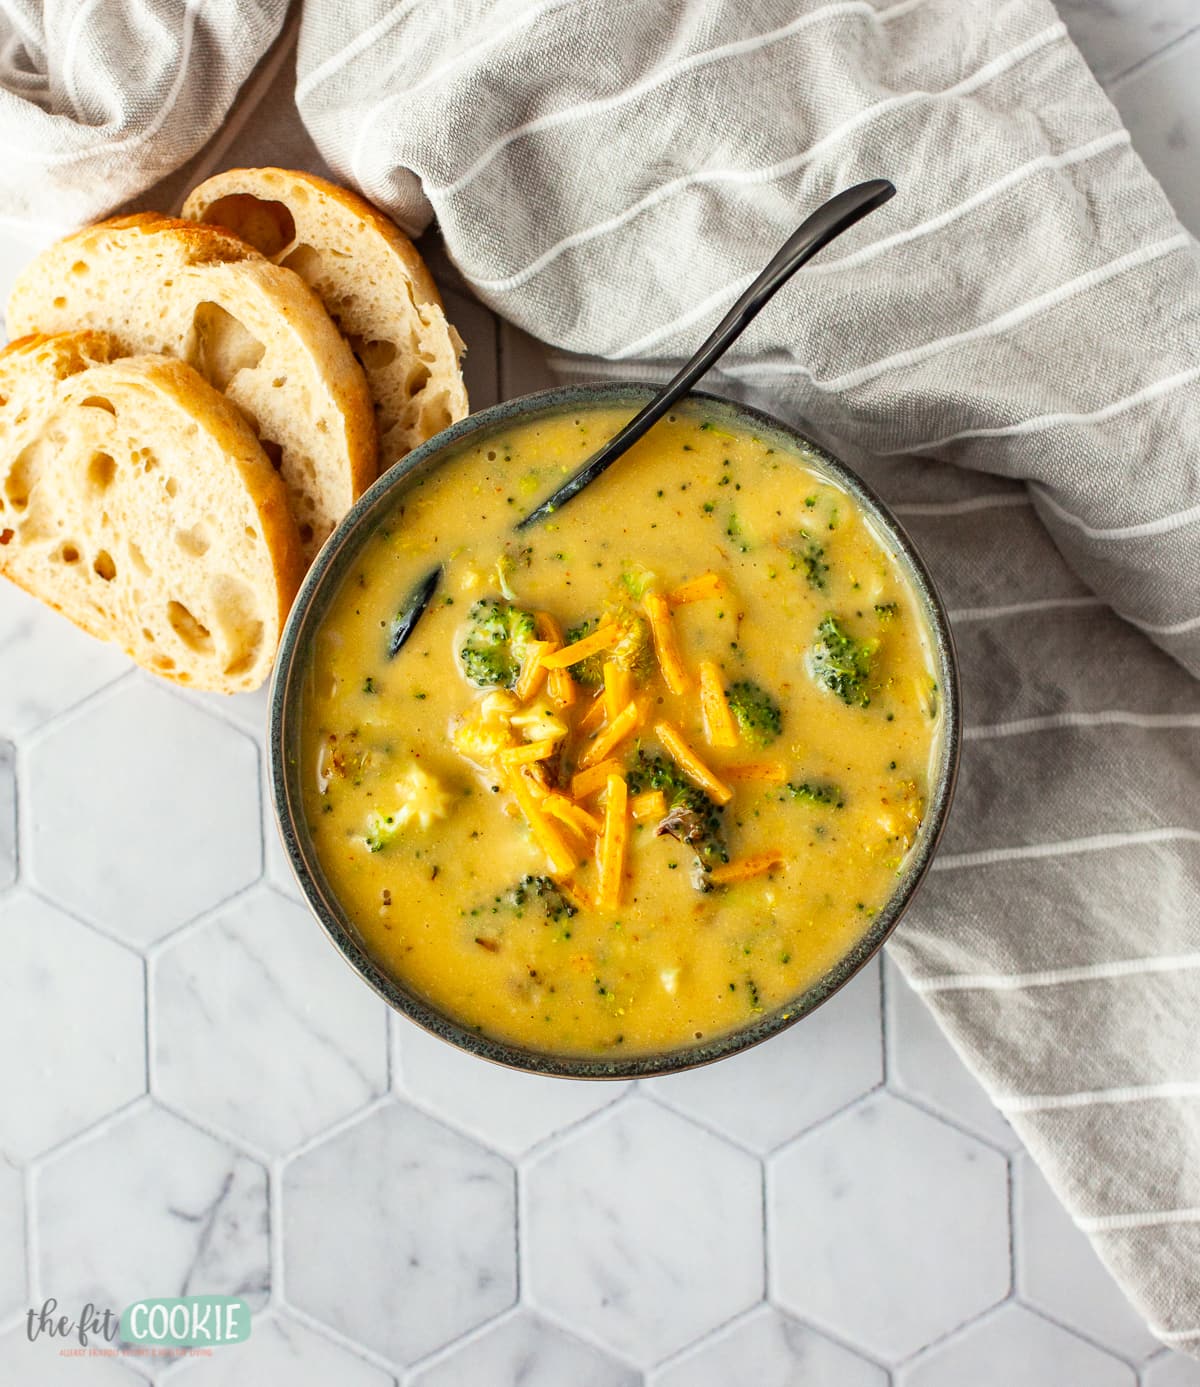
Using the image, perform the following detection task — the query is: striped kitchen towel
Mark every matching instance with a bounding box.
[2,0,1199,1352]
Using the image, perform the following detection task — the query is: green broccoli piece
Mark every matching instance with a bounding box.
[790,535,828,591]
[564,607,653,687]
[459,598,538,689]
[627,750,728,888]
[504,874,578,923]
[364,809,399,852]
[874,601,899,621]
[809,616,878,708]
[726,680,783,746]
[786,781,845,809]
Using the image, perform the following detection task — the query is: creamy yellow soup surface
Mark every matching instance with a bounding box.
[301,405,941,1057]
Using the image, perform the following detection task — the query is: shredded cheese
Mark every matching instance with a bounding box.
[541,622,620,669]
[578,699,641,769]
[655,721,733,804]
[596,772,629,909]
[571,759,622,799]
[723,761,788,783]
[536,611,577,707]
[515,639,553,701]
[643,591,690,694]
[698,660,738,748]
[497,737,558,766]
[708,850,784,885]
[630,789,667,822]
[507,769,578,877]
[602,660,633,723]
[667,571,724,606]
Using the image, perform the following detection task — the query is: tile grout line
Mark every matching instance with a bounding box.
[1106,19,1200,91]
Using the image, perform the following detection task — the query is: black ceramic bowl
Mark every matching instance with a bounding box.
[269,384,960,1079]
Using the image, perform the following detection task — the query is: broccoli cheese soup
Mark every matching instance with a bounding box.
[297,401,945,1060]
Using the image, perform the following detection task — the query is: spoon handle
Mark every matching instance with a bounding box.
[517,177,896,530]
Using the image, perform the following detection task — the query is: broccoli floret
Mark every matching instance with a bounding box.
[627,750,728,888]
[726,680,783,746]
[505,874,578,923]
[459,598,538,689]
[786,780,845,809]
[874,601,898,621]
[790,535,828,591]
[564,607,653,687]
[809,616,878,708]
[363,766,452,850]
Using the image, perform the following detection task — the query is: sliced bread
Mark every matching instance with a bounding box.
[183,168,468,466]
[0,331,304,693]
[7,213,377,563]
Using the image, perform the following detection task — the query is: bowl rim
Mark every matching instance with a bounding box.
[269,382,961,1080]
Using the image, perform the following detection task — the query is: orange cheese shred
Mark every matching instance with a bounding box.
[543,793,603,841]
[576,689,607,735]
[667,572,725,607]
[507,769,578,878]
[603,661,633,723]
[643,591,690,694]
[541,622,620,670]
[723,761,788,783]
[698,660,738,749]
[630,789,667,822]
[497,737,558,766]
[571,759,622,799]
[536,612,577,707]
[707,850,784,885]
[655,721,733,805]
[515,640,553,701]
[596,773,629,909]
[578,699,641,769]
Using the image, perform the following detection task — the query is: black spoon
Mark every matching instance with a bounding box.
[387,178,896,656]
[517,177,896,530]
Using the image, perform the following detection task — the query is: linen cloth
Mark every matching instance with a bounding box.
[2,0,1199,1352]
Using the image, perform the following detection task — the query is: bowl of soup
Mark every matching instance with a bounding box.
[269,383,960,1078]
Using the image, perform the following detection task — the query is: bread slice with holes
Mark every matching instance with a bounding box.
[0,331,304,693]
[183,168,468,467]
[7,213,377,563]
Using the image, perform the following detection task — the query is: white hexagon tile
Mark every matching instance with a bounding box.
[282,1101,516,1365]
[26,676,261,946]
[9,20,1200,1372]
[523,1097,764,1366]
[153,886,388,1156]
[0,892,145,1160]
[769,1091,1011,1362]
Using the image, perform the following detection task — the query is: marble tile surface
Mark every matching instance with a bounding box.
[0,1155,24,1320]
[898,1303,1136,1387]
[26,677,261,946]
[411,1310,638,1387]
[1109,28,1200,239]
[769,1092,1011,1361]
[649,958,883,1153]
[171,1311,395,1387]
[1015,1151,1162,1361]
[523,1097,763,1365]
[0,892,144,1159]
[34,1105,270,1336]
[154,887,387,1156]
[652,1305,887,1387]
[282,1101,516,1365]
[0,738,13,891]
[395,1017,629,1156]
[3,6,1200,1379]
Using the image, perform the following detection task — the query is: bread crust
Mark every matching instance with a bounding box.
[183,167,468,465]
[0,331,304,693]
[7,212,377,563]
